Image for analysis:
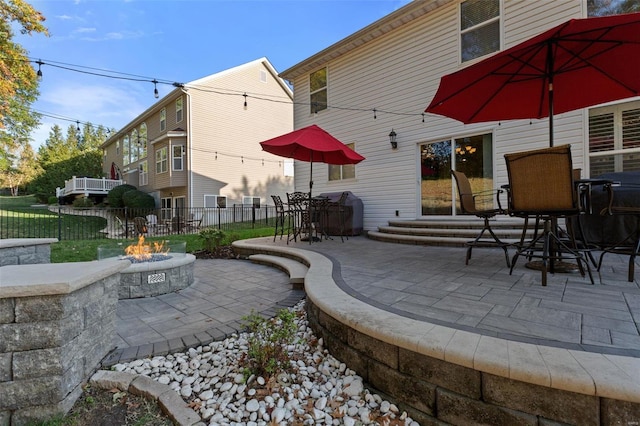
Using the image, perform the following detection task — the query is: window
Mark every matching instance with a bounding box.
[160,108,166,131]
[204,195,227,208]
[161,197,172,221]
[156,146,168,174]
[139,161,148,186]
[172,144,184,171]
[130,129,139,162]
[260,70,267,83]
[176,97,183,123]
[460,0,500,63]
[589,101,640,176]
[139,123,147,159]
[116,140,120,155]
[328,143,356,181]
[123,135,130,165]
[420,132,493,216]
[309,68,327,113]
[242,196,261,207]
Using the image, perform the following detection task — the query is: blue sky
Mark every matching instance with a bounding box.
[17,0,411,149]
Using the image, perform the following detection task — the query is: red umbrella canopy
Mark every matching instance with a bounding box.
[260,124,365,165]
[426,13,640,134]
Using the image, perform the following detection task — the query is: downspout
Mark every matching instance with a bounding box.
[183,87,193,208]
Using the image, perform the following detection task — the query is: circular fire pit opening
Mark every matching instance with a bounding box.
[97,240,195,299]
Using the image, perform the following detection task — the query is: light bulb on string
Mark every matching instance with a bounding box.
[36,60,43,80]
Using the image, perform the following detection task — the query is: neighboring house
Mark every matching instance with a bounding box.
[279,0,640,232]
[100,57,293,219]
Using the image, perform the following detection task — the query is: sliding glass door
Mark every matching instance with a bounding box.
[420,133,494,216]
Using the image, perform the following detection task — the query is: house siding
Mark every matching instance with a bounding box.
[189,60,293,208]
[284,0,587,232]
[101,58,293,210]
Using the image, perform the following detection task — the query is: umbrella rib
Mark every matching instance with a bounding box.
[467,43,549,122]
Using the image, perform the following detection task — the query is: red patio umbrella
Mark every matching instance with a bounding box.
[260,124,365,194]
[425,12,640,146]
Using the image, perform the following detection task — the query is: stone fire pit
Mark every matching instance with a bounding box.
[98,240,195,299]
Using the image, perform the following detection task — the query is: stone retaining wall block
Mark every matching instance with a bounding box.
[399,347,481,399]
[347,327,398,369]
[482,373,599,426]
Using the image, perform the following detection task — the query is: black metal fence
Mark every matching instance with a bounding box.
[0,205,276,241]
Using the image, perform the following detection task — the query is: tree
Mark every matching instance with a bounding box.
[29,123,105,201]
[0,142,39,195]
[588,0,640,16]
[0,0,48,159]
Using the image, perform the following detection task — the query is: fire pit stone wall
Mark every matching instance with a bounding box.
[118,254,196,299]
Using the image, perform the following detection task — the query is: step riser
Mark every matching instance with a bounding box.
[374,219,536,247]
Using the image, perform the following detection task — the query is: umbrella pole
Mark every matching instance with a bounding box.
[547,43,554,147]
[549,81,554,147]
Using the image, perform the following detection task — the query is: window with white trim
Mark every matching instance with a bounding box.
[204,195,227,208]
[116,140,120,155]
[123,135,130,165]
[172,144,184,171]
[176,97,183,123]
[139,123,147,159]
[309,67,327,113]
[328,143,356,181]
[161,197,172,221]
[160,108,166,131]
[460,0,500,63]
[156,146,168,174]
[589,100,640,176]
[138,161,148,186]
[130,129,139,162]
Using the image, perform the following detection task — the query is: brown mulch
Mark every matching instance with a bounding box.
[192,245,242,260]
[52,385,173,426]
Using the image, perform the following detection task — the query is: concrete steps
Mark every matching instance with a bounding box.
[249,254,308,289]
[369,218,534,247]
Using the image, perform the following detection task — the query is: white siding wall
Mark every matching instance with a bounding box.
[289,0,585,231]
[189,61,293,207]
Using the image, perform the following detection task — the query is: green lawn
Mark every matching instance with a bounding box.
[1,195,274,263]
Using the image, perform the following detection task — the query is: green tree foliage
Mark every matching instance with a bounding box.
[0,142,39,195]
[121,189,155,209]
[588,0,640,16]
[28,123,107,199]
[107,184,137,208]
[0,0,48,161]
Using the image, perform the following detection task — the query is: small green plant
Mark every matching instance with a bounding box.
[72,197,94,208]
[48,196,59,205]
[241,308,298,379]
[198,227,227,254]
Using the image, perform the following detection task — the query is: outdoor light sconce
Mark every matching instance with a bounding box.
[389,129,398,149]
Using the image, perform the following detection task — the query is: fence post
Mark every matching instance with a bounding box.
[57,206,62,241]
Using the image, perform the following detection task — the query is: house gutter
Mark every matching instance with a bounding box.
[183,87,193,209]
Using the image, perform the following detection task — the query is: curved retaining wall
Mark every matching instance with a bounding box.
[233,239,640,425]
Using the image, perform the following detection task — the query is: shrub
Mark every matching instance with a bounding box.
[107,184,137,208]
[121,189,155,209]
[72,197,94,208]
[48,196,59,205]
[199,227,226,254]
[240,308,298,379]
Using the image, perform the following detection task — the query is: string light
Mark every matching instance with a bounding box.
[28,57,438,137]
[36,59,43,80]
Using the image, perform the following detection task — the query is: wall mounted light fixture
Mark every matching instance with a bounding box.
[389,129,398,149]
